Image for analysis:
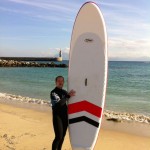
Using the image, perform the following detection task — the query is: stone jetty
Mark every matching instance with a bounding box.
[0,59,68,68]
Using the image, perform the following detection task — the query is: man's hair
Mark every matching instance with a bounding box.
[55,76,64,82]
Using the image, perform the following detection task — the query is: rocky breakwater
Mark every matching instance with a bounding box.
[0,59,68,68]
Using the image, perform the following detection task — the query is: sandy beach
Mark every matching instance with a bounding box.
[0,96,150,150]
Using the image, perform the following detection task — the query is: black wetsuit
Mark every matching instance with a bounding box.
[50,87,70,150]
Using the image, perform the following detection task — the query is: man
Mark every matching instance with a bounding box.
[50,76,75,150]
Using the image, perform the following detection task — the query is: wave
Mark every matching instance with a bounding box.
[0,92,50,105]
[0,92,150,124]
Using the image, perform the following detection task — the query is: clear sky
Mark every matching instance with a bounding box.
[0,0,150,60]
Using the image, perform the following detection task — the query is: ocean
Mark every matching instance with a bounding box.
[0,61,150,115]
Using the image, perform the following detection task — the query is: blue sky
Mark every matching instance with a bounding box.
[0,0,150,60]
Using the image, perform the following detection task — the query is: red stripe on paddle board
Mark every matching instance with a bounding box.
[68,100,102,118]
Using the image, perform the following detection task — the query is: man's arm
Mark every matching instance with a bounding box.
[63,90,71,99]
[50,92,68,107]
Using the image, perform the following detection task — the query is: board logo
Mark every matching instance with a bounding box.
[84,38,93,43]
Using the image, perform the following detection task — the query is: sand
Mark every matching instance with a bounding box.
[0,102,150,150]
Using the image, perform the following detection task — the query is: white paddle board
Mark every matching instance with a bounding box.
[68,2,108,150]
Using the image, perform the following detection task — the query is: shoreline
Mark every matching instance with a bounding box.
[0,92,150,125]
[0,99,150,150]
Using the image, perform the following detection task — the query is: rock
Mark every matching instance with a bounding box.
[107,118,122,122]
[147,118,150,123]
[28,100,34,103]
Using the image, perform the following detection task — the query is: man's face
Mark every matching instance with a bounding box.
[56,77,64,88]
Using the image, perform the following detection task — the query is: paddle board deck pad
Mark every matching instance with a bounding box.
[68,2,108,150]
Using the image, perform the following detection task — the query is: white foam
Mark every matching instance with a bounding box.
[0,92,149,124]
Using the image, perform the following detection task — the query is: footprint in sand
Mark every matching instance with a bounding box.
[24,132,36,137]
[5,145,15,150]
[18,132,36,138]
[3,134,17,145]
[11,136,15,139]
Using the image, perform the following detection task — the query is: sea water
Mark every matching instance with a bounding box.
[0,61,150,115]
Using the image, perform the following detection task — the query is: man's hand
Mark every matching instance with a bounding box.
[68,90,76,97]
